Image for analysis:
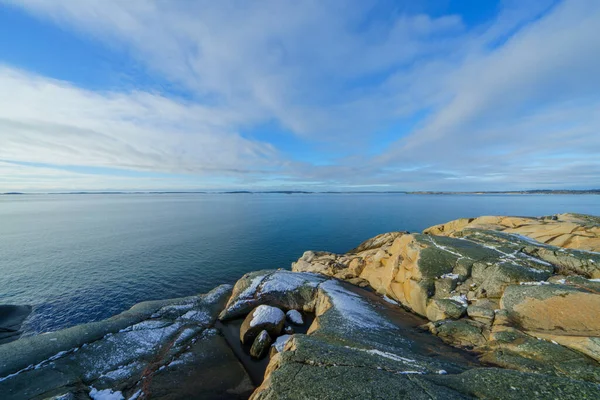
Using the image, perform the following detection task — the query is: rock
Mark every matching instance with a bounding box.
[471,260,552,298]
[284,326,294,334]
[426,299,467,322]
[348,231,407,253]
[529,333,600,363]
[240,271,598,399]
[427,319,488,348]
[289,215,600,391]
[250,330,272,359]
[466,304,495,324]
[240,305,285,344]
[424,213,600,252]
[500,284,600,335]
[220,270,326,320]
[270,334,292,355]
[427,367,600,400]
[0,305,32,345]
[482,327,600,383]
[0,284,254,400]
[286,310,303,325]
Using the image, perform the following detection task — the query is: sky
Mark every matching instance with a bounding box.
[0,0,599,192]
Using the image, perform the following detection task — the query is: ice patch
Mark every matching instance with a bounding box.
[250,305,285,328]
[519,281,550,286]
[286,310,304,325]
[589,278,600,282]
[383,295,399,305]
[89,387,124,400]
[320,280,395,330]
[272,335,292,353]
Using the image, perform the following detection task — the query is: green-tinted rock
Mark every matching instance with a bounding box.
[427,368,600,400]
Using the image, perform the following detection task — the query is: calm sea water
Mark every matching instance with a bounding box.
[1,193,598,336]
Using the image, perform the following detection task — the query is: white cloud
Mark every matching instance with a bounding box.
[0,66,281,178]
[1,0,599,190]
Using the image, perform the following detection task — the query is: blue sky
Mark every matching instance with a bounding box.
[0,0,599,192]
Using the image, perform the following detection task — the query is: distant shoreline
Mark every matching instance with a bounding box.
[1,189,599,196]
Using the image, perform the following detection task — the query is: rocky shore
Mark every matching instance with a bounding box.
[1,213,600,399]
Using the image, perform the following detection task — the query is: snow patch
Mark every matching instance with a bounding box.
[120,320,170,332]
[440,273,460,280]
[519,281,550,286]
[203,284,233,303]
[447,294,468,306]
[428,237,464,258]
[239,274,268,300]
[383,295,399,305]
[179,310,211,324]
[272,335,292,353]
[250,305,285,328]
[89,387,124,400]
[128,390,142,400]
[346,346,425,372]
[286,310,304,325]
[320,280,395,330]
[261,271,323,293]
[100,362,141,381]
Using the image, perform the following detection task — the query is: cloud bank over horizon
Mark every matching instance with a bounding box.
[0,0,599,191]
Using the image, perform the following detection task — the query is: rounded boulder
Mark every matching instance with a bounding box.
[240,305,285,344]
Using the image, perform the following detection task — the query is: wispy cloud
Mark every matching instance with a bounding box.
[1,0,599,190]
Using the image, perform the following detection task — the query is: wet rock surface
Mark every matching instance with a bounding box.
[0,305,32,345]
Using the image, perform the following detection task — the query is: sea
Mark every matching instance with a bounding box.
[1,193,598,336]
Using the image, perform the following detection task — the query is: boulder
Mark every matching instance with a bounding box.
[426,298,467,322]
[250,330,272,359]
[500,284,600,336]
[286,310,303,325]
[467,303,495,324]
[427,319,488,348]
[220,270,326,320]
[240,305,285,344]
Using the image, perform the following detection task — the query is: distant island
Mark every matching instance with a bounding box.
[2,189,599,195]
